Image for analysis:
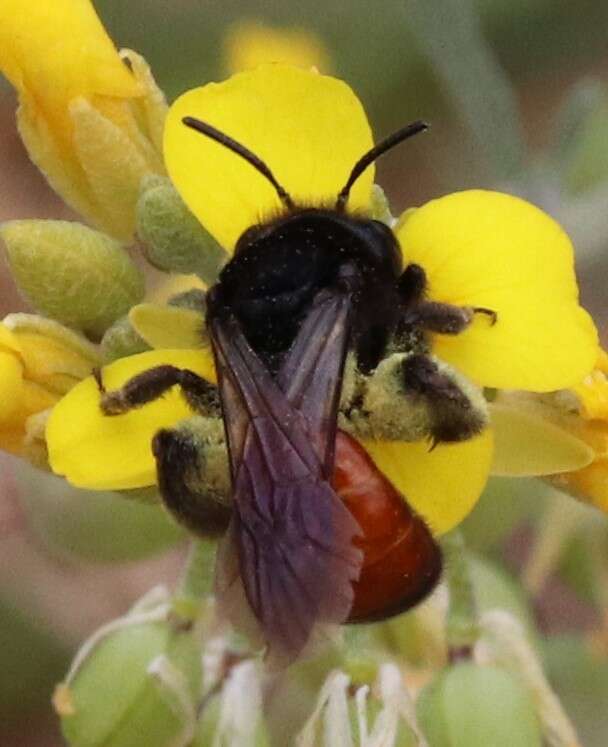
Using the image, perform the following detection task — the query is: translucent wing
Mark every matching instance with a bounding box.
[210,289,362,661]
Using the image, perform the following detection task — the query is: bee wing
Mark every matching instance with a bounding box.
[210,291,362,661]
[276,288,351,476]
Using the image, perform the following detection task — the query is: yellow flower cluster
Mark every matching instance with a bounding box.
[0,316,98,459]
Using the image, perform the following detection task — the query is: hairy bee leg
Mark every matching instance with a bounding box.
[401,353,487,443]
[396,263,497,333]
[404,301,498,335]
[94,364,220,417]
[397,262,427,305]
[152,426,231,537]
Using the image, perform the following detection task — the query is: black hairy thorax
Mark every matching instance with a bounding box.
[206,208,405,374]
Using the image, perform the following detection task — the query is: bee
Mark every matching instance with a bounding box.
[97,118,492,660]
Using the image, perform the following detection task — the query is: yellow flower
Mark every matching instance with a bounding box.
[0,315,99,460]
[223,20,331,74]
[46,65,598,535]
[489,349,608,514]
[550,351,608,512]
[0,0,166,240]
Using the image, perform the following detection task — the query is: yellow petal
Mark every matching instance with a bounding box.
[164,64,374,250]
[360,429,494,535]
[0,324,22,356]
[0,352,24,425]
[396,191,598,391]
[16,332,96,392]
[0,0,141,114]
[129,304,206,350]
[47,349,216,490]
[490,402,594,477]
[21,380,60,416]
[553,460,608,513]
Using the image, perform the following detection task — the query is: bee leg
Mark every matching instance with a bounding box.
[401,353,487,443]
[152,422,231,537]
[397,262,427,306]
[396,263,497,335]
[94,365,220,417]
[404,301,497,335]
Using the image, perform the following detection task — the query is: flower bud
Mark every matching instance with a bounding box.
[56,594,202,747]
[2,220,145,338]
[100,316,150,363]
[137,176,227,284]
[416,663,542,747]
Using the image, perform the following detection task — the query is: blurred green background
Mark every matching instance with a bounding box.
[1,1,608,745]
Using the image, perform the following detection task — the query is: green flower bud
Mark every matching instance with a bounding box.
[168,288,207,314]
[137,176,227,283]
[417,663,542,747]
[56,594,202,747]
[101,316,150,363]
[1,220,145,339]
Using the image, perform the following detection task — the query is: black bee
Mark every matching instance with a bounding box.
[98,118,494,661]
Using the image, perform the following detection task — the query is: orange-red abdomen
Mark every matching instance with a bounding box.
[332,430,442,623]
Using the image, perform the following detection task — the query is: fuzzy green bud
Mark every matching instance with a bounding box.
[417,663,542,747]
[137,176,227,283]
[56,592,201,747]
[1,220,145,339]
[100,316,150,363]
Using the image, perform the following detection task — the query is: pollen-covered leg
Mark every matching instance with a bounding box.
[339,351,488,445]
[152,416,231,537]
[401,354,487,443]
[94,364,220,417]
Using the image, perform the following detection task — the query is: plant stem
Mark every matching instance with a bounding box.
[442,530,478,661]
[173,539,217,623]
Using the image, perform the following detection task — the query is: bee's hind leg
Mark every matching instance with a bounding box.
[93,365,220,417]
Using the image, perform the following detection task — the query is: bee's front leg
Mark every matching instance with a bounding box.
[93,365,220,417]
[397,262,498,334]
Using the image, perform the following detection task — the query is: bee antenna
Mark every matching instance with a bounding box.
[182,116,295,210]
[336,120,429,212]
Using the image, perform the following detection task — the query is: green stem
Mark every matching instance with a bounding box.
[442,530,478,661]
[173,539,217,623]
